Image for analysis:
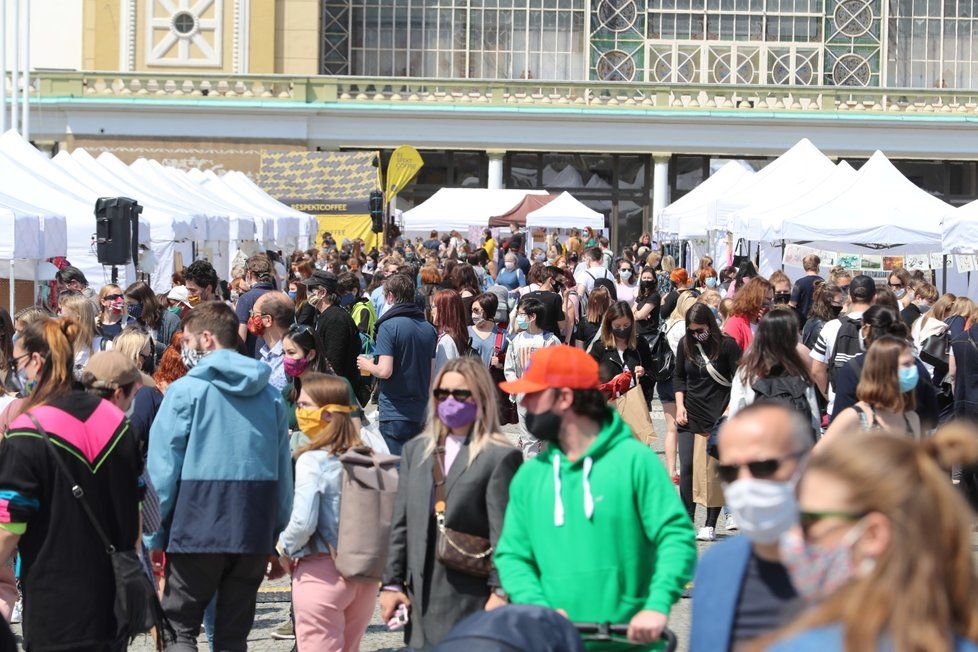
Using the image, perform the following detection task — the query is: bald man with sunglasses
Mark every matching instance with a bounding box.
[690,402,812,652]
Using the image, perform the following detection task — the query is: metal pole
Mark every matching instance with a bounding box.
[1,0,7,134]
[942,255,948,294]
[9,0,17,133]
[8,260,15,315]
[20,0,28,140]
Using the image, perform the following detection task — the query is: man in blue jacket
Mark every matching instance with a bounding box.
[690,403,811,652]
[146,301,293,650]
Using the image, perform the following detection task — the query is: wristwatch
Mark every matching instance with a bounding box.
[492,587,509,601]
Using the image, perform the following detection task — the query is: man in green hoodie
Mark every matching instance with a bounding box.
[496,345,696,650]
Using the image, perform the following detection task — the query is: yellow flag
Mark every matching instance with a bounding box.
[386,146,423,201]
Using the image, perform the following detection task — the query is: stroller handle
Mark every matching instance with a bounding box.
[573,622,677,651]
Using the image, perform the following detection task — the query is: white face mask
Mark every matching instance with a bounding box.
[505,261,516,271]
[723,476,800,545]
[620,270,632,281]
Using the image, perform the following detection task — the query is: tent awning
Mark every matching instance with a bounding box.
[526,192,604,229]
[402,189,549,231]
[489,194,558,228]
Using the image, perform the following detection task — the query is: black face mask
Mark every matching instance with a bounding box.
[639,281,654,293]
[612,325,633,339]
[525,405,563,444]
[141,354,155,375]
[829,304,843,318]
[774,292,791,305]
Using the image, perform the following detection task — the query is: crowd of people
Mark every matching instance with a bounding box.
[0,226,976,651]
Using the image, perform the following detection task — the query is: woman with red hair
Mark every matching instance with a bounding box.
[722,277,774,351]
[431,290,469,378]
[661,267,696,321]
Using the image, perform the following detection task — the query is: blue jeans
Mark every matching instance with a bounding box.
[379,419,424,456]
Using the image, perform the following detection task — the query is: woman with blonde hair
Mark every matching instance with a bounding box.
[765,424,978,651]
[381,357,522,649]
[96,283,125,340]
[276,373,376,651]
[58,292,105,377]
[824,335,921,441]
[657,254,677,295]
[573,284,612,348]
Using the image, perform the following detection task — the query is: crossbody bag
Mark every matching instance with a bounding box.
[431,447,493,578]
[28,413,171,648]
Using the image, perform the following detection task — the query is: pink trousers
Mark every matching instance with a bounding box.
[292,554,376,652]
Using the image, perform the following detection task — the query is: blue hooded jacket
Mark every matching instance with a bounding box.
[145,349,293,554]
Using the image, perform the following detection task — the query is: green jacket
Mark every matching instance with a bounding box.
[494,410,696,650]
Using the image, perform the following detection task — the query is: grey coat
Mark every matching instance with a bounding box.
[382,435,522,649]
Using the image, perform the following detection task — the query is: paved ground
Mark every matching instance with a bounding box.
[14,403,724,651]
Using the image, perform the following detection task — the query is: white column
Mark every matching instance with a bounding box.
[0,0,6,134]
[9,0,18,133]
[652,155,671,233]
[487,149,505,190]
[19,0,28,140]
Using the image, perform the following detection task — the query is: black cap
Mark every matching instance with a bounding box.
[300,270,337,293]
[849,274,877,301]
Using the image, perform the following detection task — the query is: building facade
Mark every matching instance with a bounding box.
[9,0,978,246]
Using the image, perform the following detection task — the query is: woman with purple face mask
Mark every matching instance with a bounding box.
[380,356,522,649]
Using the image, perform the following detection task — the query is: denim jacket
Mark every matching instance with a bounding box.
[277,449,342,558]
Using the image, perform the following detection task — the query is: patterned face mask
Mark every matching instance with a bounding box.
[779,519,872,602]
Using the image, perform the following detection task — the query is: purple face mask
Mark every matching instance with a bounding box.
[437,397,478,430]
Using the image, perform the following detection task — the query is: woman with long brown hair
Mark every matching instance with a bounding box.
[764,424,978,651]
[381,357,521,649]
[824,335,922,441]
[573,284,613,348]
[276,373,375,652]
[432,289,468,378]
[125,280,181,363]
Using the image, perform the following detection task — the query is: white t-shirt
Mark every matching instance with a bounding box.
[810,309,865,412]
[434,333,460,378]
[574,266,613,295]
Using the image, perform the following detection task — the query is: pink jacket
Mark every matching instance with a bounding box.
[723,314,752,352]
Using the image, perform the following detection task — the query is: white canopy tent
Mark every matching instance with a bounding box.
[942,200,978,254]
[526,191,603,229]
[706,139,837,236]
[766,151,949,252]
[186,169,275,244]
[403,189,548,232]
[220,171,304,249]
[660,160,754,238]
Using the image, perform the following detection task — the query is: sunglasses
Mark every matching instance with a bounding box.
[433,388,474,402]
[799,510,866,538]
[888,282,904,289]
[717,452,804,484]
[105,294,123,301]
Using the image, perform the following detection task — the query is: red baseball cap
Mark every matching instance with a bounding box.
[498,345,600,395]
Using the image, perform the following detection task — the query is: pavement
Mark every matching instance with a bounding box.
[13,402,722,651]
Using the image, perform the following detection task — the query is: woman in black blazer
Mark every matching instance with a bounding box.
[587,300,655,405]
[381,357,522,649]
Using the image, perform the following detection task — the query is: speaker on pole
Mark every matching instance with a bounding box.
[95,197,142,266]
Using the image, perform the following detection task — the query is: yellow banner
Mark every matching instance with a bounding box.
[386,146,423,201]
[316,214,378,251]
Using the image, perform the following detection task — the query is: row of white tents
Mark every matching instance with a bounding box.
[658,139,978,295]
[0,130,316,301]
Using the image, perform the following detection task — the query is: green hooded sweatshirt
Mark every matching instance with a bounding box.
[494,409,696,651]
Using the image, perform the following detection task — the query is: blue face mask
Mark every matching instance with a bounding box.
[706,277,718,289]
[287,290,297,301]
[898,365,919,393]
[515,315,530,331]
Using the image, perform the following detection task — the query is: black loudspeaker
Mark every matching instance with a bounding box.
[95,197,142,266]
[369,190,384,233]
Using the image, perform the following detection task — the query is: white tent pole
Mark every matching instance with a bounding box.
[20,0,28,140]
[9,0,17,133]
[1,0,7,134]
[9,260,15,314]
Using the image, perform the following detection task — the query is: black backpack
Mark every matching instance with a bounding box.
[828,315,863,388]
[752,375,817,442]
[647,322,676,382]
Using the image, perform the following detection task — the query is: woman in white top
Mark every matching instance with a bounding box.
[728,307,821,437]
[58,292,106,378]
[615,259,639,307]
[431,289,469,379]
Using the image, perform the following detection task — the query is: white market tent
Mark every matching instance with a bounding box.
[942,200,978,254]
[186,169,275,244]
[526,191,603,229]
[733,161,858,243]
[403,189,549,232]
[706,139,837,236]
[659,160,754,238]
[220,171,304,248]
[766,151,949,252]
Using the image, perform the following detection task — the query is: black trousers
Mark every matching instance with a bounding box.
[162,553,267,652]
[678,430,720,529]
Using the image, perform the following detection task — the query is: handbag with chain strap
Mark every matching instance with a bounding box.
[431,446,493,578]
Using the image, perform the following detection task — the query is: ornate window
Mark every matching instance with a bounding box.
[886,0,978,89]
[146,0,223,68]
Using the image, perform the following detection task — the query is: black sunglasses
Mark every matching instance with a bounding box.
[104,294,123,301]
[717,452,804,484]
[433,388,474,402]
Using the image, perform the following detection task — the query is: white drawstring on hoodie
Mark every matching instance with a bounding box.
[552,454,595,527]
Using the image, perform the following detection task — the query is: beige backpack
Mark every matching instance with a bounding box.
[333,446,400,582]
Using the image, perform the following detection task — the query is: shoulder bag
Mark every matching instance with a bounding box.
[27,413,171,649]
[696,343,732,387]
[431,447,493,578]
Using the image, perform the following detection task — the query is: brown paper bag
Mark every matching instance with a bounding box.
[613,386,657,446]
[693,433,724,508]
